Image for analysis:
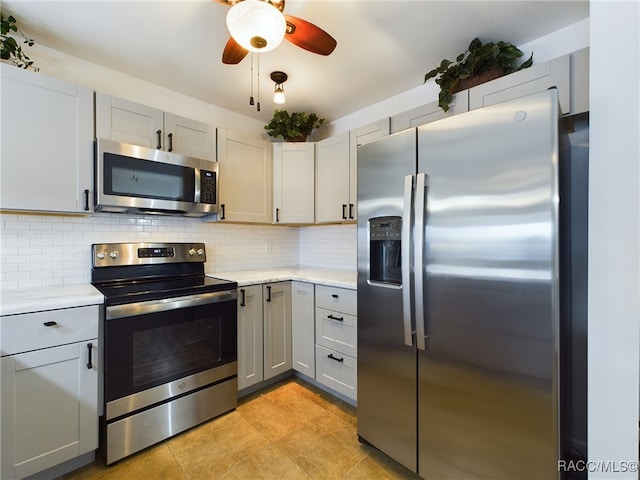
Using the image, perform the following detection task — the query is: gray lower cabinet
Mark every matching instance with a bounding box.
[314,285,358,401]
[237,280,357,403]
[237,285,264,390]
[291,281,315,377]
[263,282,292,380]
[0,305,99,480]
[237,282,292,390]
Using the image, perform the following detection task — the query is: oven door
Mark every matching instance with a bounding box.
[104,290,237,420]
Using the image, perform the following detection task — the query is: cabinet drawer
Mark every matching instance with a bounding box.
[1,305,99,356]
[315,307,357,357]
[315,285,356,315]
[315,345,357,401]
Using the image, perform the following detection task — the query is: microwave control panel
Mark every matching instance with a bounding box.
[200,170,217,204]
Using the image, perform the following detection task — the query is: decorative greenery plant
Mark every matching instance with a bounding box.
[1,13,38,71]
[264,109,325,142]
[424,37,532,112]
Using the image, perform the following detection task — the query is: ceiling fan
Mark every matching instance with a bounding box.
[215,0,337,64]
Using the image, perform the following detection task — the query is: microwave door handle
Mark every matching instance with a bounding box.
[402,174,414,347]
[414,173,427,351]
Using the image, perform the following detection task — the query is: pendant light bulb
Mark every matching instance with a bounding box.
[226,0,286,53]
[270,70,288,105]
[273,84,286,104]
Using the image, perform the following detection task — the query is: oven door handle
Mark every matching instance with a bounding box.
[106,289,237,320]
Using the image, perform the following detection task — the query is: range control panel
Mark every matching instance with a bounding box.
[92,242,206,267]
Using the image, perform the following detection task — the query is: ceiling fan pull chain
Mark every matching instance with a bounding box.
[256,53,261,112]
[249,52,255,106]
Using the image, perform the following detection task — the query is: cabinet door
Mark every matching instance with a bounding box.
[315,344,357,401]
[316,132,351,223]
[468,54,570,113]
[390,92,469,134]
[1,341,98,480]
[95,92,164,148]
[217,130,272,223]
[164,113,216,161]
[237,285,264,390]
[263,282,292,380]
[355,118,390,146]
[1,65,94,214]
[291,282,315,377]
[272,143,315,224]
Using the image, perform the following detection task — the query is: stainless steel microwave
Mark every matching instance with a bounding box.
[95,139,218,217]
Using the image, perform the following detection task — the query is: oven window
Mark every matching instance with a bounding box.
[105,300,236,402]
[104,152,195,202]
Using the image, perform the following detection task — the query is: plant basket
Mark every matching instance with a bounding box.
[453,65,505,93]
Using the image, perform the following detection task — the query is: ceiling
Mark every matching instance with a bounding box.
[2,1,589,124]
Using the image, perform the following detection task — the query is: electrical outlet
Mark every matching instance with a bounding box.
[263,241,272,253]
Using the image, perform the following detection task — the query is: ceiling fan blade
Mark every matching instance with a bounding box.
[222,36,249,64]
[284,15,337,56]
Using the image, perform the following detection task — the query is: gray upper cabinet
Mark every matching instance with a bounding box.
[355,118,390,146]
[95,93,216,161]
[390,91,469,134]
[216,129,272,223]
[468,54,571,113]
[0,64,94,214]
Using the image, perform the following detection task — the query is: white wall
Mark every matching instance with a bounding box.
[588,2,640,478]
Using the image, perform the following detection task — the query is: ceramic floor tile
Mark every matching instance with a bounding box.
[343,449,421,480]
[237,383,327,442]
[167,411,271,479]
[215,443,312,480]
[62,443,187,480]
[275,411,370,480]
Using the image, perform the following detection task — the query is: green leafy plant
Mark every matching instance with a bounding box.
[264,109,325,142]
[424,37,532,112]
[1,13,38,71]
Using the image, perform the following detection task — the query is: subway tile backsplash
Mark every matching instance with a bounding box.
[0,213,356,290]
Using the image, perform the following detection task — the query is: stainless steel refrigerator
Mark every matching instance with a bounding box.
[357,89,577,479]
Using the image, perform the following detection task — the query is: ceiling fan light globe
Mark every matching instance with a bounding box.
[226,0,286,53]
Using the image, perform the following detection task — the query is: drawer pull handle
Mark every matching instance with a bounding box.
[86,343,93,369]
[43,321,58,327]
[331,294,339,298]
[240,288,246,307]
[327,314,344,322]
[266,285,272,302]
[328,353,344,363]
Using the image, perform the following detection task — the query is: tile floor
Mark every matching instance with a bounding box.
[59,377,420,480]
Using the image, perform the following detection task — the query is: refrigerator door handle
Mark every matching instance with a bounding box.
[401,174,414,347]
[414,173,428,351]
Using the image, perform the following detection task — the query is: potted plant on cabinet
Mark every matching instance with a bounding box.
[424,37,533,112]
[1,13,38,71]
[264,109,325,142]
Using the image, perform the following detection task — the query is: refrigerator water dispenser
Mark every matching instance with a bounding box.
[369,216,402,285]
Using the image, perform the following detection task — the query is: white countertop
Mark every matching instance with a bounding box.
[209,266,357,290]
[0,284,104,316]
[0,267,356,316]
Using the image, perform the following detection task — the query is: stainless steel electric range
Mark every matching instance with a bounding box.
[90,242,238,465]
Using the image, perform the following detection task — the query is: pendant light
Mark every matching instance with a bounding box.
[226,0,286,53]
[270,71,287,104]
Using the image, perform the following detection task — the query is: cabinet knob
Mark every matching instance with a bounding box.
[43,321,58,327]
